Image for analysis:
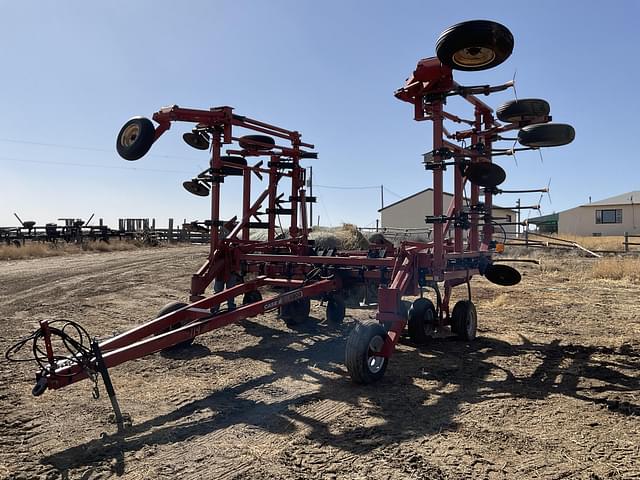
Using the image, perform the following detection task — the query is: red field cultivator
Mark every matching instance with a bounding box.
[7,20,574,425]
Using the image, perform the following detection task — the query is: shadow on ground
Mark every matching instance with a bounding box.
[43,318,640,475]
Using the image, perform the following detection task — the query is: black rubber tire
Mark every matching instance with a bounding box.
[517,123,575,148]
[116,117,155,161]
[407,298,436,345]
[465,162,506,188]
[238,135,275,151]
[345,320,389,384]
[496,99,550,123]
[436,20,514,72]
[242,290,262,305]
[220,155,248,176]
[279,298,311,326]
[156,301,194,350]
[451,300,477,341]
[326,295,346,324]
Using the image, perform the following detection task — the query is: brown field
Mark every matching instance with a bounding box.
[1,246,639,479]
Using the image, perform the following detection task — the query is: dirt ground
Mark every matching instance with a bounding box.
[1,246,639,479]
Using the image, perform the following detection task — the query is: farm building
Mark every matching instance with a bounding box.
[378,188,518,235]
[555,191,640,236]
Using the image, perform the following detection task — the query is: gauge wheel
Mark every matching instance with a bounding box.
[436,20,514,71]
[116,117,155,160]
[451,300,477,341]
[279,297,311,326]
[220,155,248,176]
[156,301,194,350]
[345,320,389,384]
[518,123,575,148]
[242,290,263,305]
[238,134,275,151]
[326,294,346,324]
[496,99,550,123]
[407,298,437,345]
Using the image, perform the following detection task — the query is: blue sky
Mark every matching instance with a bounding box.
[1,1,638,228]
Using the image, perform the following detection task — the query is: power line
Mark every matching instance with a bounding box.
[383,187,404,199]
[0,137,201,162]
[0,156,195,174]
[314,184,380,190]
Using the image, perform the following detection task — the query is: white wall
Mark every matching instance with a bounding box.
[559,205,640,236]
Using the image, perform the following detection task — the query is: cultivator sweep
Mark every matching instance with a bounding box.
[8,21,574,419]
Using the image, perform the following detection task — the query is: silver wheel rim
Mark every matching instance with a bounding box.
[467,311,477,338]
[367,335,385,373]
[121,123,140,147]
[453,46,495,68]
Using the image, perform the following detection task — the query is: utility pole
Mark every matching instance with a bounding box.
[380,185,384,211]
[308,166,313,229]
[516,198,521,237]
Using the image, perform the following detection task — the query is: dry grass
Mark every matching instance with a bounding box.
[590,257,640,281]
[483,293,509,309]
[538,233,625,251]
[0,240,141,261]
[310,224,369,250]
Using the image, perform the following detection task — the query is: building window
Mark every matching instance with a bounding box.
[595,209,622,224]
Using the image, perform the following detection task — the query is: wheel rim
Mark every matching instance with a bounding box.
[367,335,385,373]
[466,311,477,338]
[121,123,140,147]
[452,46,495,68]
[423,309,435,337]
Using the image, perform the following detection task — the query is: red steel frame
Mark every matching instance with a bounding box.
[33,58,543,393]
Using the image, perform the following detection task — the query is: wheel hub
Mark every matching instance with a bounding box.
[453,46,495,68]
[367,335,385,373]
[121,124,140,147]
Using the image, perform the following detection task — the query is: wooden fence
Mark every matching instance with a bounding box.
[623,232,640,252]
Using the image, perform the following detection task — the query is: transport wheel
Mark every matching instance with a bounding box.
[326,295,346,324]
[220,155,248,176]
[345,320,389,384]
[451,300,477,341]
[156,301,194,350]
[517,123,575,148]
[464,162,506,188]
[238,134,275,151]
[116,117,155,161]
[407,298,436,345]
[279,298,311,326]
[242,290,262,305]
[496,99,550,123]
[436,20,514,71]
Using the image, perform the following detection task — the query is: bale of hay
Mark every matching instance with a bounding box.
[310,224,369,250]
